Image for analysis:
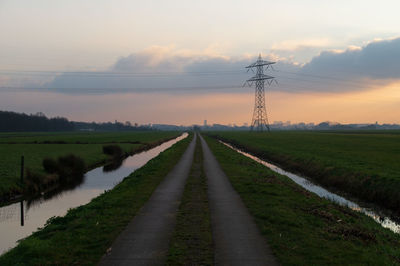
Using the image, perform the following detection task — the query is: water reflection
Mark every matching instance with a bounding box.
[102,159,124,172]
[26,174,86,209]
[0,203,18,223]
[20,201,24,227]
[220,141,400,234]
[0,133,187,255]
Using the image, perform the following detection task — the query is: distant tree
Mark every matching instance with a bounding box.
[0,110,154,132]
[35,112,45,117]
[0,110,74,132]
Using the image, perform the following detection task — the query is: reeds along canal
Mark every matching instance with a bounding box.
[0,133,188,255]
[220,141,400,234]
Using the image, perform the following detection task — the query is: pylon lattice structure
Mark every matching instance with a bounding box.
[245,54,275,131]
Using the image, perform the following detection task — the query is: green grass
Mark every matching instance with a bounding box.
[167,137,214,265]
[204,135,400,265]
[0,131,180,198]
[207,131,400,214]
[0,131,181,144]
[0,134,192,266]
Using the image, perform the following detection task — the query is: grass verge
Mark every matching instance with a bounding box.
[204,135,400,265]
[0,134,192,266]
[167,137,214,265]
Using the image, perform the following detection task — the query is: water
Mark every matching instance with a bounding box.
[0,133,187,255]
[220,141,400,234]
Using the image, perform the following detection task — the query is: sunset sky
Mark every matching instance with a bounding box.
[1,0,400,125]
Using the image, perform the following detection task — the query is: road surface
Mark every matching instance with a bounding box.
[99,134,197,266]
[200,135,278,266]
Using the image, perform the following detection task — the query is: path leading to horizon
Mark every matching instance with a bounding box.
[200,135,278,266]
[99,135,197,265]
[99,133,278,265]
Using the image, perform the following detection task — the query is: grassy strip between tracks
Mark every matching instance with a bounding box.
[167,137,214,265]
[208,131,400,215]
[0,134,192,266]
[204,136,400,265]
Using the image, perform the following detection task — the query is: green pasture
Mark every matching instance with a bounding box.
[204,135,400,265]
[0,131,180,144]
[208,130,400,213]
[0,134,192,265]
[0,131,180,196]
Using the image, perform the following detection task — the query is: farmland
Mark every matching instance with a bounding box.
[0,134,192,265]
[208,130,400,214]
[0,131,181,199]
[203,135,400,265]
[1,132,400,265]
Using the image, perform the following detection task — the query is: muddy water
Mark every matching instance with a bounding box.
[0,133,187,255]
[220,141,400,234]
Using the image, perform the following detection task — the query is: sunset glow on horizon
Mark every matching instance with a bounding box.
[1,0,400,125]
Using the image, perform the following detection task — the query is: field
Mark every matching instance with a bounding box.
[0,131,181,198]
[207,130,400,214]
[0,134,192,265]
[1,133,400,265]
[203,135,400,265]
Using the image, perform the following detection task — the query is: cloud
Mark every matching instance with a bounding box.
[301,38,400,79]
[0,76,9,86]
[45,47,253,94]
[271,37,400,93]
[271,38,333,52]
[7,37,400,94]
[111,46,190,72]
[269,38,336,63]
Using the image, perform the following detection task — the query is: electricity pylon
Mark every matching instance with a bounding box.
[245,54,275,131]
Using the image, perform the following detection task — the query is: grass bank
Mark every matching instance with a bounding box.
[0,131,180,202]
[208,131,400,215]
[167,137,214,265]
[204,135,400,265]
[0,134,192,265]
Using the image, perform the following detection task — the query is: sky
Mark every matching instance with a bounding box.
[1,0,400,125]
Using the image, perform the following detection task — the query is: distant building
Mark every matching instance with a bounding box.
[204,120,207,127]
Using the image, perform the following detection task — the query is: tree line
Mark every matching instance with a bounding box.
[0,110,151,132]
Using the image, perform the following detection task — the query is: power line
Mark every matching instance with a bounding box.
[0,84,246,92]
[0,66,386,93]
[273,69,356,82]
[0,68,382,88]
[0,69,244,77]
[274,75,372,90]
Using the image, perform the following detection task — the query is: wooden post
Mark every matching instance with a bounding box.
[20,155,25,226]
[20,155,24,185]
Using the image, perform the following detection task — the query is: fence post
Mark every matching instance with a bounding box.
[20,155,24,185]
[20,155,25,226]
